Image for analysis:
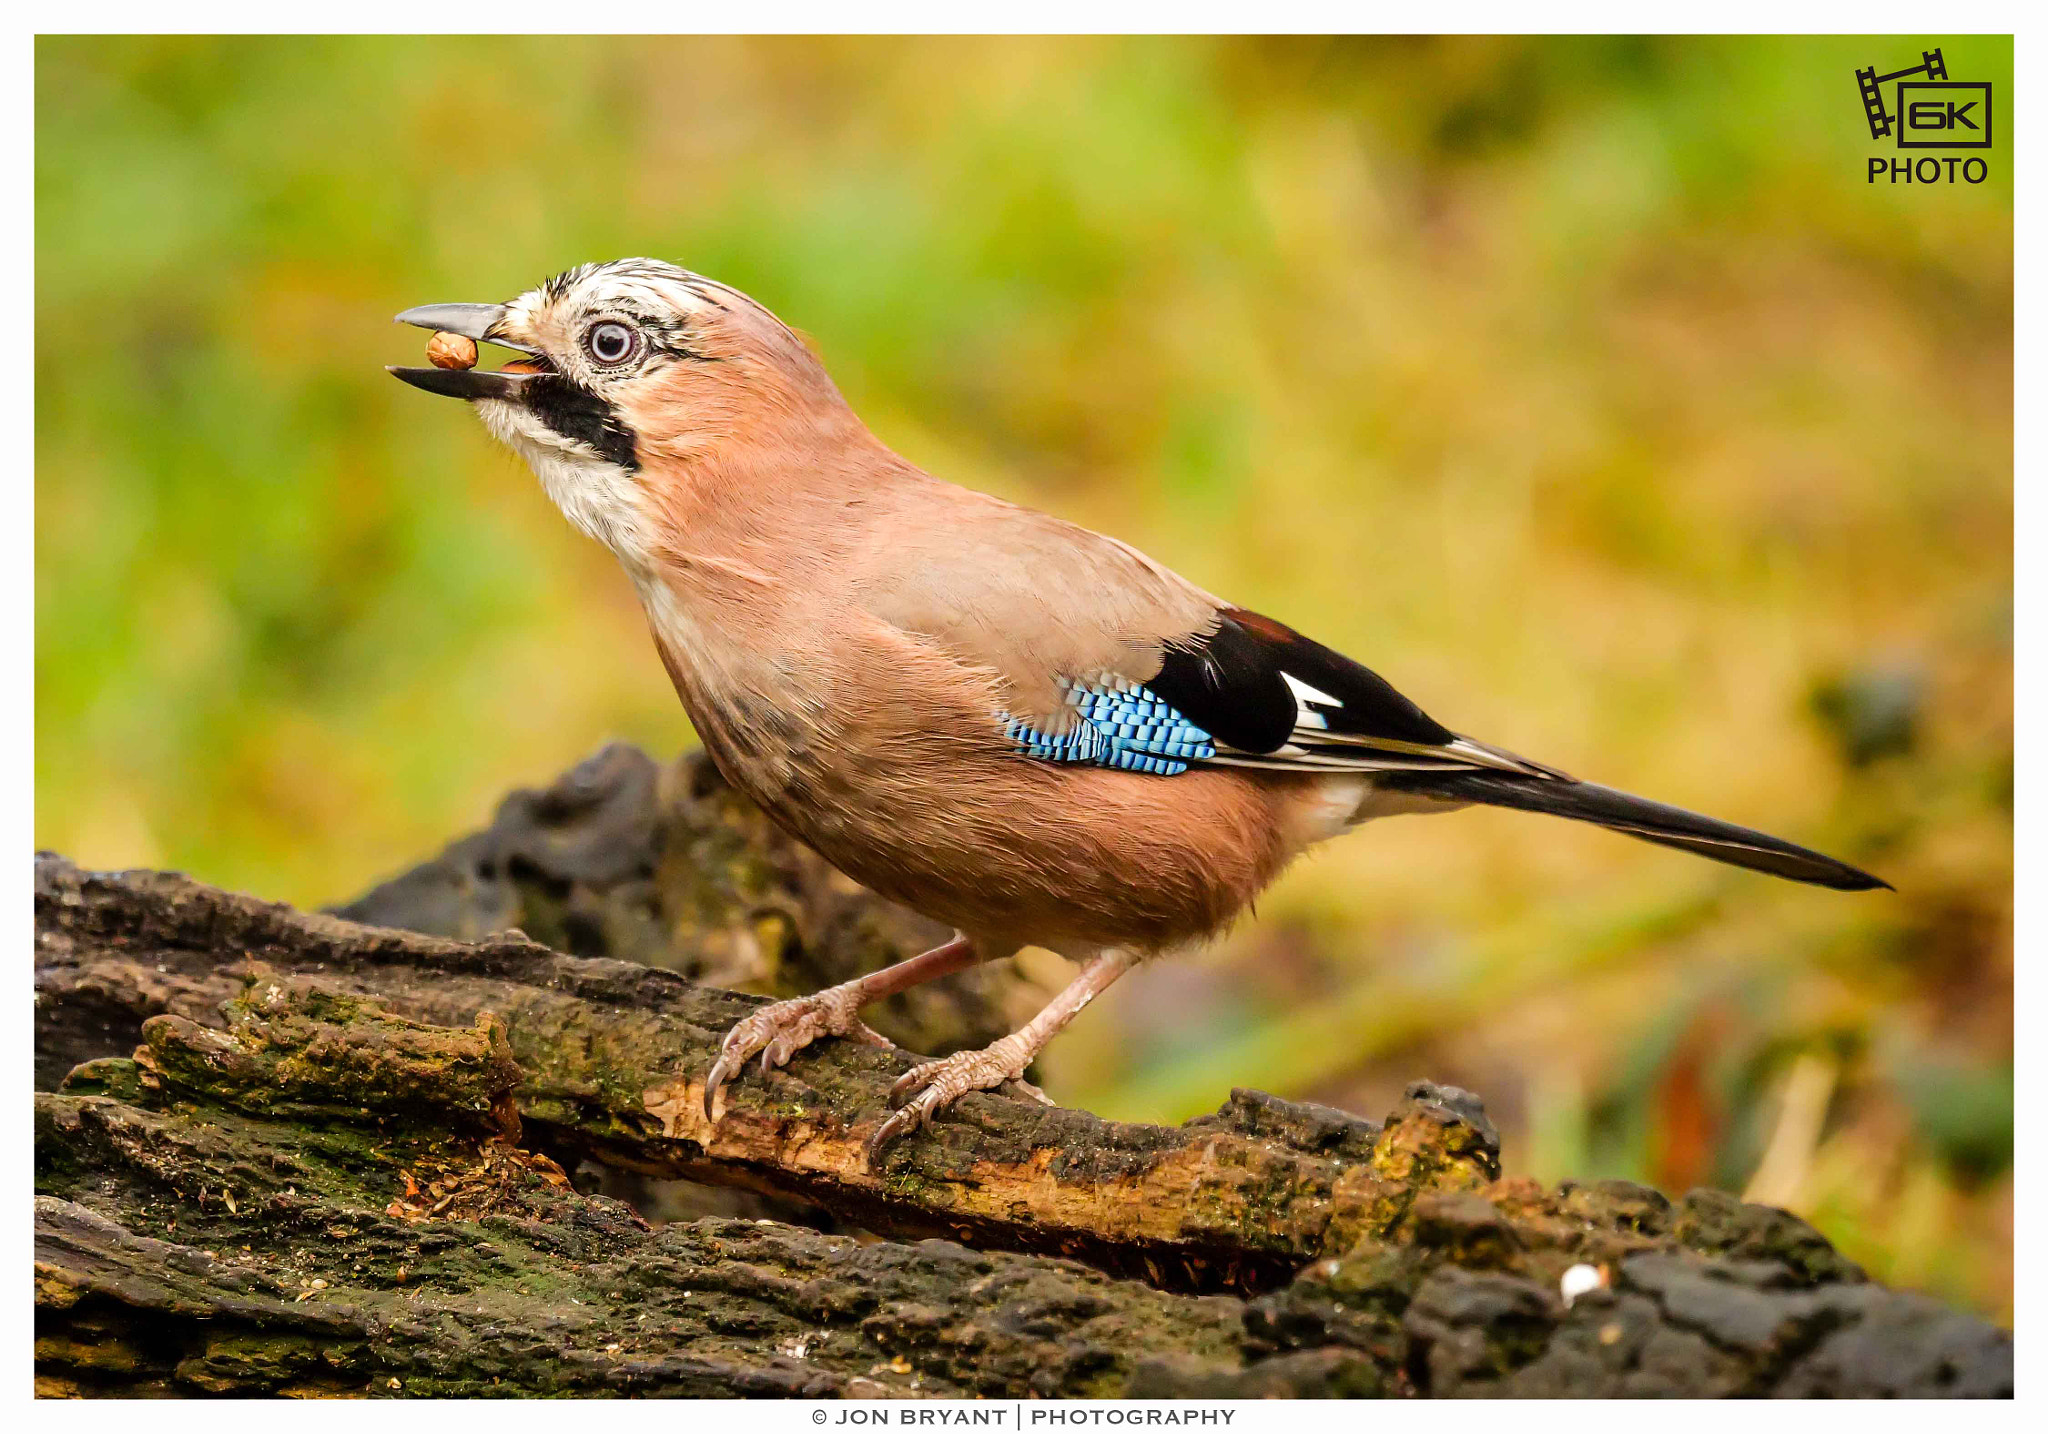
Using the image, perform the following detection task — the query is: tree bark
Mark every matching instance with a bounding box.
[31,750,2014,1398]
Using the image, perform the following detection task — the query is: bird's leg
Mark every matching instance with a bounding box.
[703,934,980,1120]
[867,948,1137,1160]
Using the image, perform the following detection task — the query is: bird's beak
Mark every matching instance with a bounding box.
[387,302,548,400]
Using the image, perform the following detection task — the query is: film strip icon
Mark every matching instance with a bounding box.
[1856,48,1947,140]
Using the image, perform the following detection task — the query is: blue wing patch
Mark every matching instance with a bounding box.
[1001,674,1217,776]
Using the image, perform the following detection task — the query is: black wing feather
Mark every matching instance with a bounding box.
[1141,608,1886,892]
[1375,769,1890,891]
[1149,608,1453,754]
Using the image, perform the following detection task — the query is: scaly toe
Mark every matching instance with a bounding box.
[846,1020,895,1050]
[762,1031,801,1074]
[1000,1076,1055,1106]
[868,1043,1041,1165]
[703,992,892,1122]
[888,1059,946,1107]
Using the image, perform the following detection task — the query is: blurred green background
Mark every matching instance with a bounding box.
[36,36,2011,1320]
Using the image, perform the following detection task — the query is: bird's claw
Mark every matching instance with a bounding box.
[864,1040,1042,1165]
[864,1104,926,1160]
[887,1062,935,1105]
[703,1046,746,1123]
[702,991,892,1122]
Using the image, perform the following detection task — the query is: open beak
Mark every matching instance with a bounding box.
[387,303,551,400]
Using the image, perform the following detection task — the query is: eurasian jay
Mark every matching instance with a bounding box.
[391,259,1885,1156]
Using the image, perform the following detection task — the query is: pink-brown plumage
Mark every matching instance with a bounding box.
[602,298,1321,957]
[388,258,1885,1156]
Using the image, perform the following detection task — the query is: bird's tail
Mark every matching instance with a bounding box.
[1375,769,1889,891]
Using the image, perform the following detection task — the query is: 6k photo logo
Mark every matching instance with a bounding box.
[1858,46,1995,184]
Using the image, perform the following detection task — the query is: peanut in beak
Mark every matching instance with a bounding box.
[425,331,479,370]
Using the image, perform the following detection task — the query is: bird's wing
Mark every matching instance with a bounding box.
[853,486,1221,721]
[855,488,1562,781]
[1138,605,1568,779]
[851,492,1888,892]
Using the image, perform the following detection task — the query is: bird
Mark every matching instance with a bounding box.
[389,258,1887,1158]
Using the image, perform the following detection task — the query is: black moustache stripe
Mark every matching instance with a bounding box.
[524,374,640,471]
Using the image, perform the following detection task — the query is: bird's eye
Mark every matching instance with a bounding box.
[583,321,640,366]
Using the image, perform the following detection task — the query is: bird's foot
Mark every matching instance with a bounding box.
[703,988,893,1121]
[865,1034,1053,1162]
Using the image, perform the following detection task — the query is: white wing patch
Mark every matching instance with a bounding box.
[1281,671,1339,730]
[1201,665,1570,781]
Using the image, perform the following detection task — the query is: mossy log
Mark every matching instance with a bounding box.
[31,751,2014,1398]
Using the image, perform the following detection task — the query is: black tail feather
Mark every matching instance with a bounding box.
[1378,770,1889,892]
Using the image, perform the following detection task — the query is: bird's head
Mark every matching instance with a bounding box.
[390,258,854,559]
